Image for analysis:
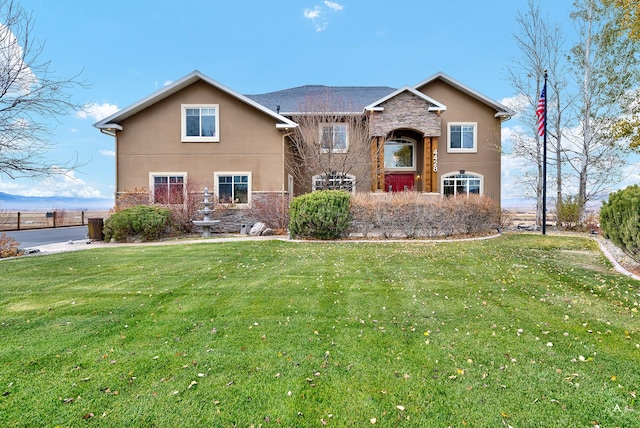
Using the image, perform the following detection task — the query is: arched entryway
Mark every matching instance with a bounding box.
[384,136,417,192]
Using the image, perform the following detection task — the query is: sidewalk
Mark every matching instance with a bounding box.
[23,234,284,254]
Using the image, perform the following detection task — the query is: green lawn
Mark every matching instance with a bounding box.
[0,234,638,427]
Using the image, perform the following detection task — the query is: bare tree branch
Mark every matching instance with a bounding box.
[0,0,87,179]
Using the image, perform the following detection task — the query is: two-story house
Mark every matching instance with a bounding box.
[94,70,513,221]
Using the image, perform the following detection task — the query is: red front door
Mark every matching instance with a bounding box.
[384,173,415,192]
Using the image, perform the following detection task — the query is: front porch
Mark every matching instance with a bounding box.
[370,133,439,194]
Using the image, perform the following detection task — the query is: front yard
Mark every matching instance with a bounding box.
[0,235,638,426]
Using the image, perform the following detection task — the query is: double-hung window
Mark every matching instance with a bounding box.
[152,174,185,204]
[215,172,251,205]
[182,104,219,142]
[448,123,477,153]
[321,124,348,153]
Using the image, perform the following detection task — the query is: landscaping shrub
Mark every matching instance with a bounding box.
[248,192,290,232]
[600,184,640,260]
[0,232,20,258]
[348,192,500,238]
[289,190,350,239]
[103,205,173,242]
[556,195,581,230]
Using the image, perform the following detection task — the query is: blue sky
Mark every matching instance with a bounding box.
[3,0,621,206]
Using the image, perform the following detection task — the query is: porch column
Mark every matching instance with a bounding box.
[423,136,431,192]
[370,137,378,191]
[370,137,384,191]
[431,137,438,193]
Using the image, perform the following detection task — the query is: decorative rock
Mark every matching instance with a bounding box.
[261,228,275,236]
[249,222,267,236]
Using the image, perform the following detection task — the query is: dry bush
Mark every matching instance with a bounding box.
[349,192,500,238]
[0,232,21,258]
[247,192,290,231]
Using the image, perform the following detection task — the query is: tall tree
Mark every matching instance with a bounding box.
[567,0,639,217]
[287,91,375,194]
[506,0,569,226]
[0,0,85,179]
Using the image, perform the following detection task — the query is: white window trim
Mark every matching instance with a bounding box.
[312,172,356,194]
[447,122,477,153]
[384,138,416,171]
[214,171,252,207]
[320,123,349,153]
[181,104,220,142]
[149,172,187,204]
[440,171,484,197]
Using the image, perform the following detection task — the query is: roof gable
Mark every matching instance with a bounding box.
[364,86,447,112]
[94,70,297,131]
[414,72,515,120]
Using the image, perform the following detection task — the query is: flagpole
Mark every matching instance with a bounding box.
[542,70,548,235]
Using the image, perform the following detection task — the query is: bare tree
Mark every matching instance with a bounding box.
[287,90,376,194]
[567,0,639,217]
[506,0,570,226]
[0,0,86,179]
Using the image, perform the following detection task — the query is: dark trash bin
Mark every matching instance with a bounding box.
[88,218,104,241]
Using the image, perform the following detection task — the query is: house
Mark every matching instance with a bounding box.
[94,70,514,227]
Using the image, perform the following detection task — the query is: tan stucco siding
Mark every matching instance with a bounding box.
[418,80,503,201]
[115,80,285,193]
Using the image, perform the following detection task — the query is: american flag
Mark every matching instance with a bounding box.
[536,85,546,137]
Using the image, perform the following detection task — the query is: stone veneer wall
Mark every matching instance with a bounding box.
[212,192,286,233]
[369,91,442,137]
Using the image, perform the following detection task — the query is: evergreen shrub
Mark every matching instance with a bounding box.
[289,190,350,239]
[600,184,640,260]
[104,205,173,242]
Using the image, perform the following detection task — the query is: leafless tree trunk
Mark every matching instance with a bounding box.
[287,90,377,194]
[0,0,86,179]
[567,0,639,219]
[506,0,568,226]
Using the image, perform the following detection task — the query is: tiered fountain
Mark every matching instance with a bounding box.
[192,187,220,237]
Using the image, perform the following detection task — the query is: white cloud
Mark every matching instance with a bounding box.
[324,1,344,11]
[163,80,173,87]
[99,149,116,158]
[304,6,321,19]
[76,102,120,121]
[0,24,37,96]
[0,168,108,198]
[304,2,343,32]
[500,94,530,119]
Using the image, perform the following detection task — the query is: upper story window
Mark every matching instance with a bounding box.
[321,124,348,153]
[384,138,415,170]
[182,104,219,142]
[152,174,185,204]
[448,123,477,153]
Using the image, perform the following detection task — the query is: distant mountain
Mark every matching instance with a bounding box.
[0,191,114,211]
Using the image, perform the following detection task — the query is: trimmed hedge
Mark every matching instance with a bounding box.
[104,205,173,242]
[600,185,640,260]
[289,190,350,239]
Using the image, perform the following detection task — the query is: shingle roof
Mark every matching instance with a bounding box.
[246,85,397,114]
